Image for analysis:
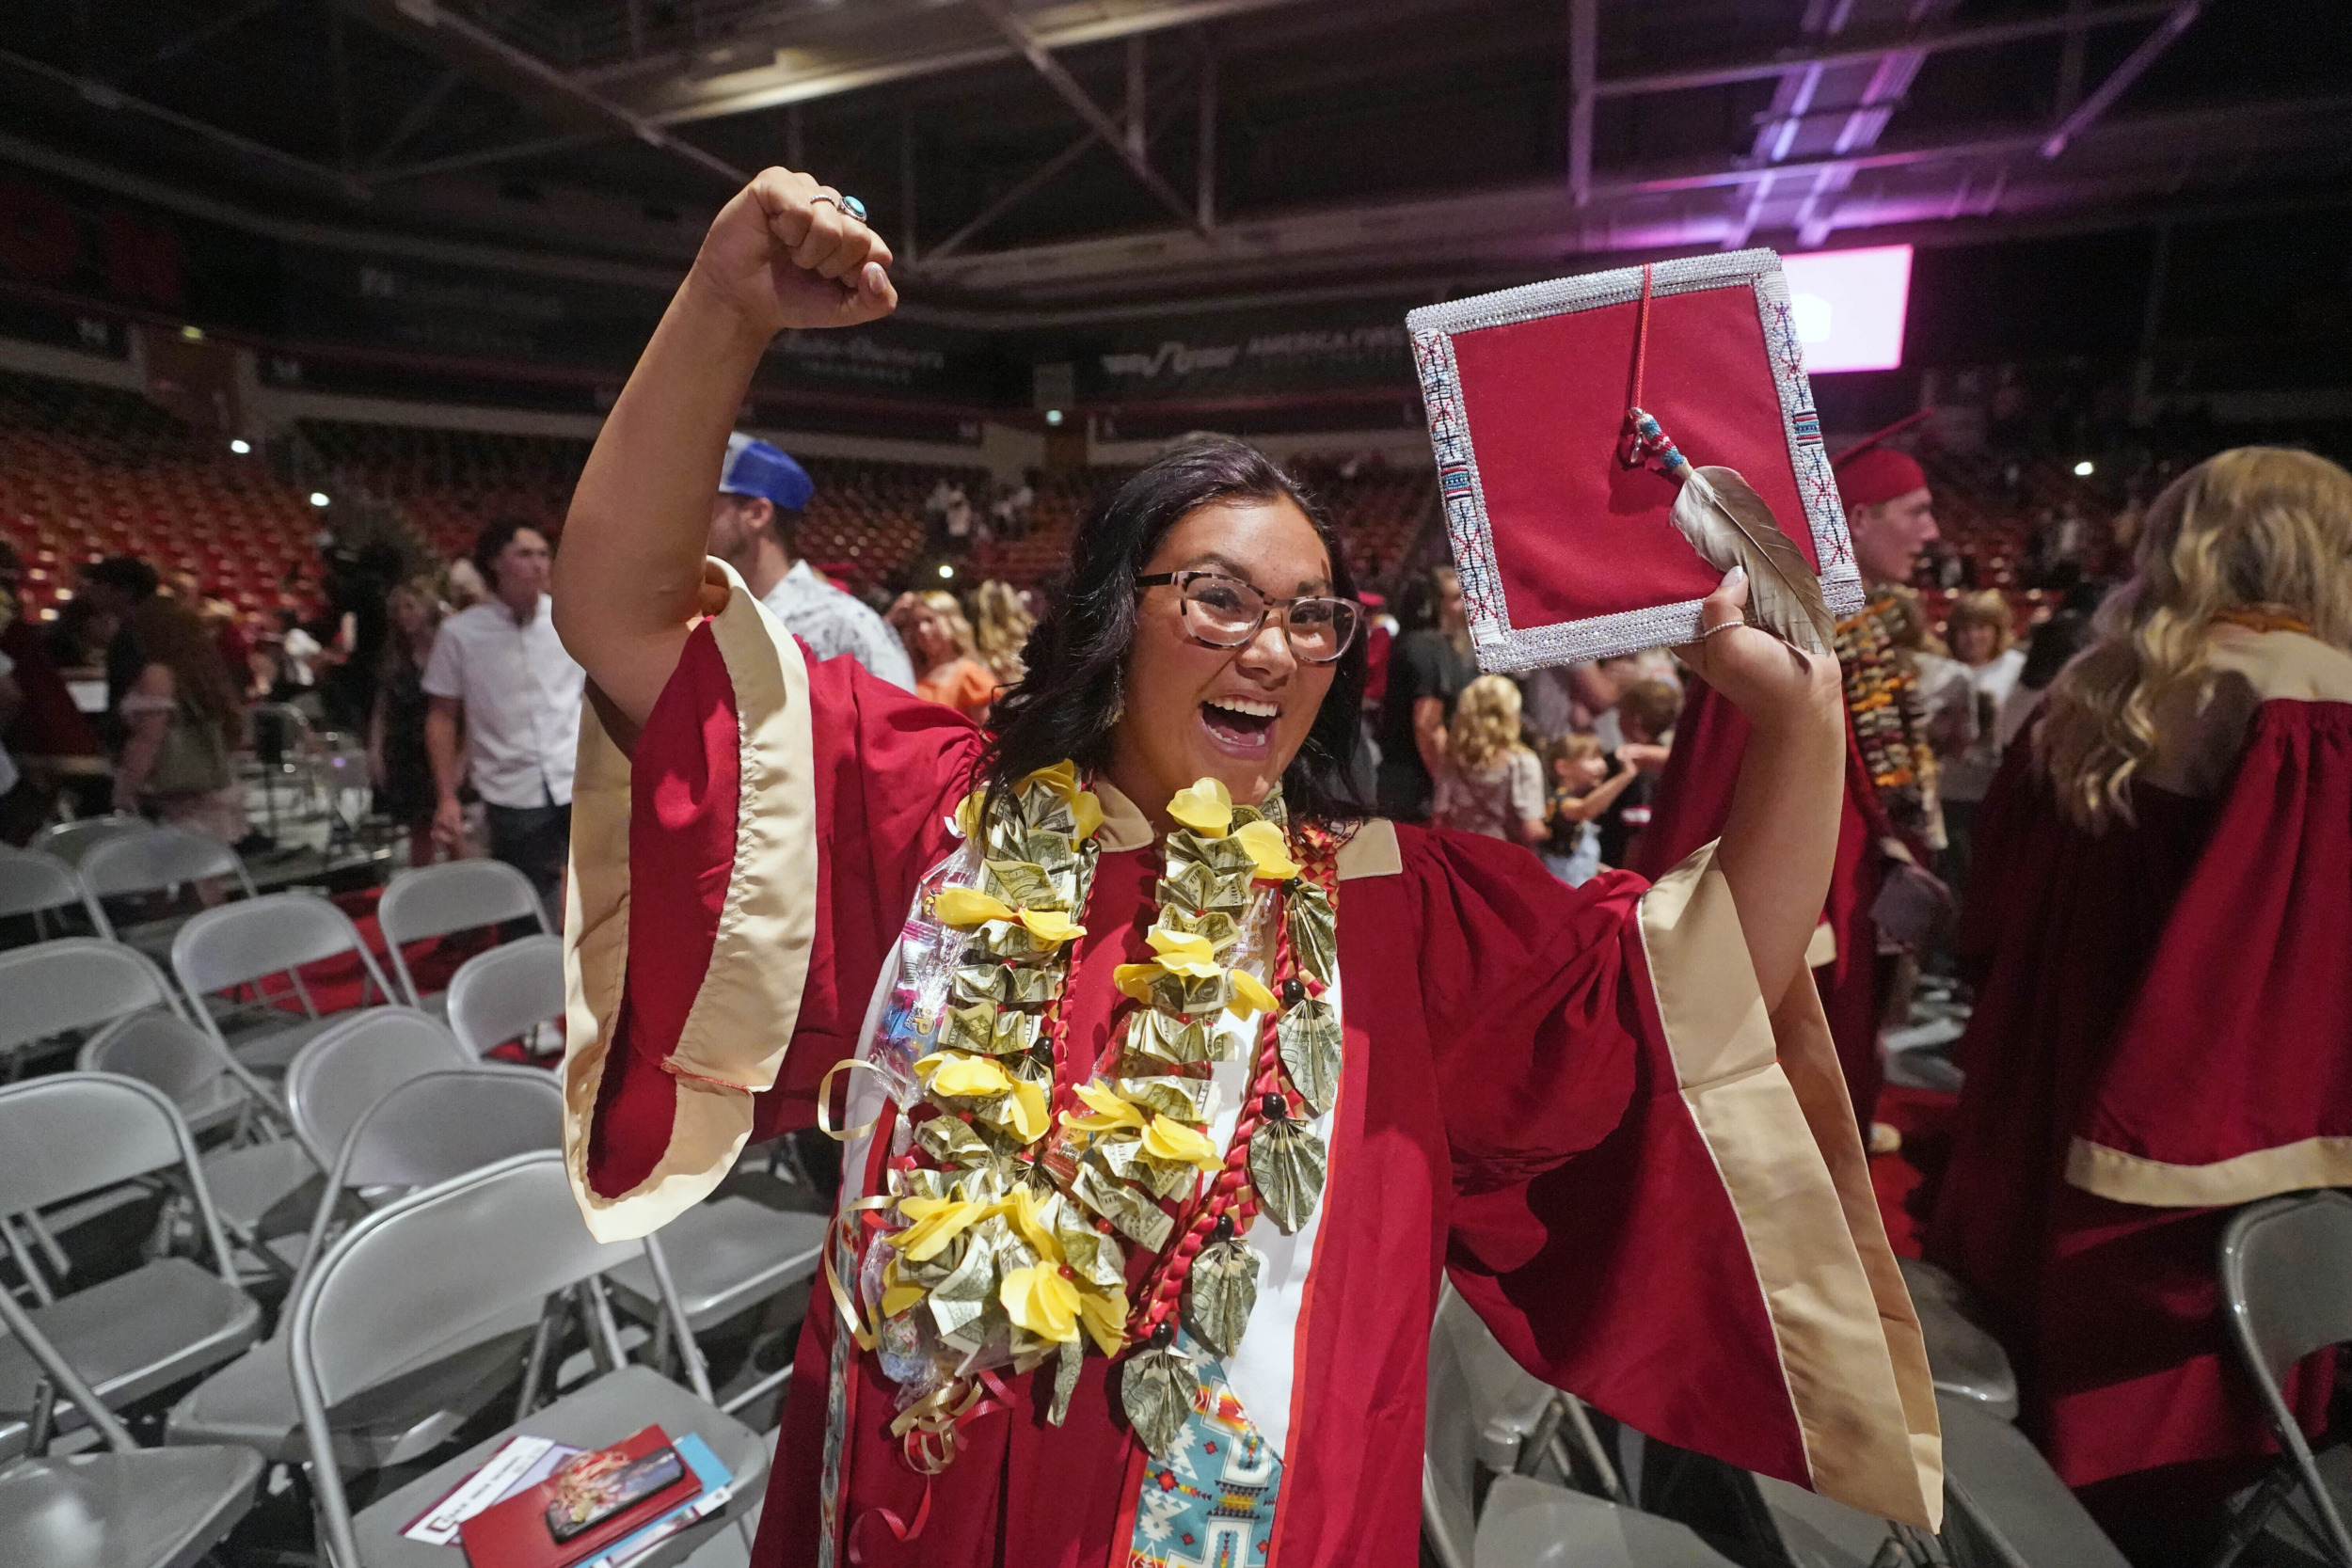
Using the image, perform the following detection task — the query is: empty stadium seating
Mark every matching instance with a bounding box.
[0,369,1445,610]
[0,372,322,623]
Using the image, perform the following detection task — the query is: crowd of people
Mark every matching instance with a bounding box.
[0,429,1057,927]
[1367,563,1689,884]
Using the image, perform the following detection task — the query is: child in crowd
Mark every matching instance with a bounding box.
[1538,733,1640,885]
[1431,673,1545,845]
[1596,677,1681,869]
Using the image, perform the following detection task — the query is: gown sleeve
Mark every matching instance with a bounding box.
[1411,826,1945,1528]
[561,559,986,1240]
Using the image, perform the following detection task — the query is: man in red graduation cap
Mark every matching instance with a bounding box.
[1632,436,1945,1138]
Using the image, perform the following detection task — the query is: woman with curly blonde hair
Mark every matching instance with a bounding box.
[1931,447,2352,1560]
[971,578,1035,683]
[1431,673,1544,844]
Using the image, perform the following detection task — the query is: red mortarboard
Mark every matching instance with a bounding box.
[1832,447,1928,510]
[1407,250,1861,671]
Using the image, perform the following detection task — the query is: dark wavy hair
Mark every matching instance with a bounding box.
[984,436,1369,826]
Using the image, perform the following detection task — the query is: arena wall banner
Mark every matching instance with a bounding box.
[1068,300,1419,403]
[278,249,998,403]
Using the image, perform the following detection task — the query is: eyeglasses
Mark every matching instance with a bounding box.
[1136,569,1363,664]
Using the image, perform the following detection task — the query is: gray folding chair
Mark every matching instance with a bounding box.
[604,1194,827,1415]
[79,1008,268,1141]
[30,813,151,867]
[192,1007,475,1278]
[0,1074,262,1437]
[443,931,565,1056]
[170,892,397,1076]
[167,1068,562,1468]
[0,937,188,1075]
[2212,1191,2352,1568]
[446,924,821,1395]
[283,1007,475,1175]
[1897,1255,2022,1421]
[0,847,116,942]
[0,1283,262,1568]
[1937,1390,2130,1567]
[0,942,201,1263]
[1424,1285,1746,1568]
[376,859,550,1012]
[79,827,259,972]
[291,1064,567,1295]
[1473,1474,1750,1568]
[291,1152,766,1568]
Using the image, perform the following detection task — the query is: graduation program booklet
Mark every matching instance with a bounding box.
[403,1434,585,1547]
[1407,249,1861,673]
[458,1425,701,1568]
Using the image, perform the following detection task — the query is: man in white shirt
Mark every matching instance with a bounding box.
[706,433,914,689]
[423,518,585,916]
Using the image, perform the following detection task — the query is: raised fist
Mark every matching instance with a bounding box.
[685,166,898,338]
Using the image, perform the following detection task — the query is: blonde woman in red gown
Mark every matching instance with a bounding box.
[549,166,1940,1567]
[1930,448,2352,1560]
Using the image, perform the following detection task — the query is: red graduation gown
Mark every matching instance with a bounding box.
[558,561,1941,1568]
[1927,626,2352,1550]
[1630,677,1896,1126]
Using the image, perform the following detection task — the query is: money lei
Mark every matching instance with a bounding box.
[873,767,1341,1465]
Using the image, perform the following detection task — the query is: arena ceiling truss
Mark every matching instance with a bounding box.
[0,0,2346,313]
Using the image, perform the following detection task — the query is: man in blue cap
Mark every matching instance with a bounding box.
[708,432,914,689]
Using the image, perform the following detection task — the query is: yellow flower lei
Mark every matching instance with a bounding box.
[867,767,1340,1461]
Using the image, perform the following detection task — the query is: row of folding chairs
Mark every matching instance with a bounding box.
[3,915,824,1309]
[2,817,258,951]
[1,1085,764,1566]
[1,847,564,1073]
[0,917,802,1566]
[4,824,553,1001]
[3,927,824,1357]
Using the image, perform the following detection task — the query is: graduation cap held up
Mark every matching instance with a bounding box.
[1407,249,1861,673]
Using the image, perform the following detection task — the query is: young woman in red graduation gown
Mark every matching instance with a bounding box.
[549,166,1940,1568]
[1929,448,2352,1561]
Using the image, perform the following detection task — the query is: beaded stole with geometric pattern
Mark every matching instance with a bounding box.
[1126,1331,1281,1568]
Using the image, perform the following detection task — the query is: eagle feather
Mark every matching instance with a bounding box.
[1667,465,1836,656]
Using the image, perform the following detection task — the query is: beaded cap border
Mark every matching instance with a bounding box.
[1406,248,1864,673]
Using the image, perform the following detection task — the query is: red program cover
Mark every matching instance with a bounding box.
[458,1425,699,1568]
[1407,249,1860,672]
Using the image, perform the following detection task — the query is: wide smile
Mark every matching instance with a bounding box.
[1198,695,1279,757]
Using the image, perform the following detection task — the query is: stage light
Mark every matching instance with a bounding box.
[309,491,330,507]
[2073,460,2095,477]
[230,438,251,454]
[938,562,955,579]
[1780,245,1912,373]
[1044,409,1064,426]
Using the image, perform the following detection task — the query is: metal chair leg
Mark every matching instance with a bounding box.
[514,1291,570,1423]
[20,1211,72,1278]
[721,1363,793,1416]
[1,1215,56,1307]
